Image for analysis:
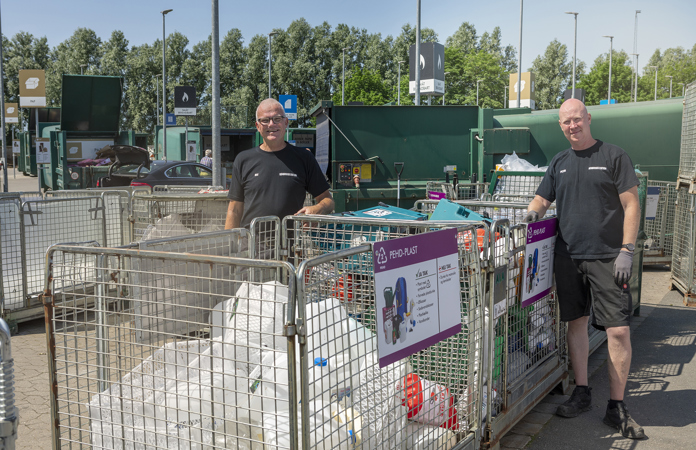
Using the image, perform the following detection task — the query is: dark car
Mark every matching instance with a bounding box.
[98,160,217,188]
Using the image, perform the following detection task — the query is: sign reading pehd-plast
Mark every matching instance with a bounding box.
[521,217,558,307]
[373,228,462,368]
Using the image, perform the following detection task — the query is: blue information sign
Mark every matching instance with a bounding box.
[165,113,176,125]
[279,95,297,120]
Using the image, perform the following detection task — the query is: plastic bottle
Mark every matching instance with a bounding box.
[395,373,458,431]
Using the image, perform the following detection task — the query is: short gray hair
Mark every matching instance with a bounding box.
[205,149,212,157]
[256,98,285,121]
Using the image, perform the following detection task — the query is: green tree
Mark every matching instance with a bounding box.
[443,47,509,108]
[331,68,390,105]
[46,28,102,105]
[578,50,634,105]
[529,39,574,110]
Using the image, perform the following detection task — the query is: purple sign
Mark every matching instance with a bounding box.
[522,217,558,307]
[428,191,447,200]
[373,229,462,368]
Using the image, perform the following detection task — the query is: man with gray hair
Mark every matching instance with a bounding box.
[225,98,334,229]
[200,149,213,168]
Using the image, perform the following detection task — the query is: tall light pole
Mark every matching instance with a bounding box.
[504,86,508,108]
[342,47,348,105]
[398,60,405,105]
[155,73,162,126]
[603,35,613,104]
[630,53,639,102]
[443,72,450,105]
[633,10,641,103]
[415,0,421,106]
[161,9,172,161]
[649,65,658,101]
[665,75,673,98]
[516,0,523,108]
[679,82,685,97]
[476,79,483,106]
[565,12,579,99]
[268,31,278,98]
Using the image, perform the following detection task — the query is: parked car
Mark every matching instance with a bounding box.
[98,160,223,188]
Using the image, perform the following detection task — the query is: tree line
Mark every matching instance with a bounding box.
[3,19,695,137]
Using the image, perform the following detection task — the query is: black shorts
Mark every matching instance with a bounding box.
[554,254,632,330]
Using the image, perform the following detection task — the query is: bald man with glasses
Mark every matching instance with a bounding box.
[225,98,334,230]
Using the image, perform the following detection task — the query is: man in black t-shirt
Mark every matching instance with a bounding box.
[524,99,645,439]
[225,99,334,230]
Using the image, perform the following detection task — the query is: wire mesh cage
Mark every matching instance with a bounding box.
[44,245,297,449]
[488,171,546,198]
[457,183,489,201]
[296,225,486,449]
[643,181,678,262]
[670,186,696,295]
[678,82,696,182]
[46,189,132,246]
[0,197,25,313]
[425,181,457,200]
[131,194,230,242]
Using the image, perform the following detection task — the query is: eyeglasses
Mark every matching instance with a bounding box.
[257,115,286,125]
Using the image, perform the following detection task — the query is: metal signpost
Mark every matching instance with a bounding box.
[5,104,18,183]
[174,86,197,161]
[19,70,46,192]
[409,43,445,101]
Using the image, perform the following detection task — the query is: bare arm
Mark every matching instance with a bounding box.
[619,186,640,250]
[296,190,335,215]
[225,200,244,229]
[526,195,553,218]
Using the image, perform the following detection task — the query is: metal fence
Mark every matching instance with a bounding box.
[678,82,696,182]
[131,193,230,242]
[644,181,678,265]
[670,186,696,298]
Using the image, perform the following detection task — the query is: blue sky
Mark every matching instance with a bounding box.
[2,0,694,75]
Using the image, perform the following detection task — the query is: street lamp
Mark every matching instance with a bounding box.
[565,12,579,99]
[665,75,673,98]
[443,72,450,105]
[397,61,405,105]
[504,86,508,108]
[630,53,639,102]
[268,31,278,98]
[342,47,348,105]
[161,8,172,161]
[678,82,685,97]
[633,10,641,103]
[603,35,613,104]
[476,79,483,106]
[155,73,162,126]
[648,65,658,101]
[80,64,87,75]
[516,0,523,108]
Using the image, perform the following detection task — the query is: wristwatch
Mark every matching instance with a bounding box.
[621,243,635,251]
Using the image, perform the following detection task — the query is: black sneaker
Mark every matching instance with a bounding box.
[556,386,592,417]
[603,402,646,439]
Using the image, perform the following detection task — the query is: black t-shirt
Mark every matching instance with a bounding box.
[228,143,330,227]
[535,140,639,259]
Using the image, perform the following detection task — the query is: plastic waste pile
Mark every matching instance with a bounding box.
[89,280,464,449]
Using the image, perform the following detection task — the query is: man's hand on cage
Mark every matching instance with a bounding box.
[614,250,634,286]
[523,210,539,223]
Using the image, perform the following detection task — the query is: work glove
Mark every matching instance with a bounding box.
[523,210,539,223]
[613,250,634,287]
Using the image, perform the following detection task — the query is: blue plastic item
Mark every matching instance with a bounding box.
[339,203,427,221]
[429,199,491,222]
